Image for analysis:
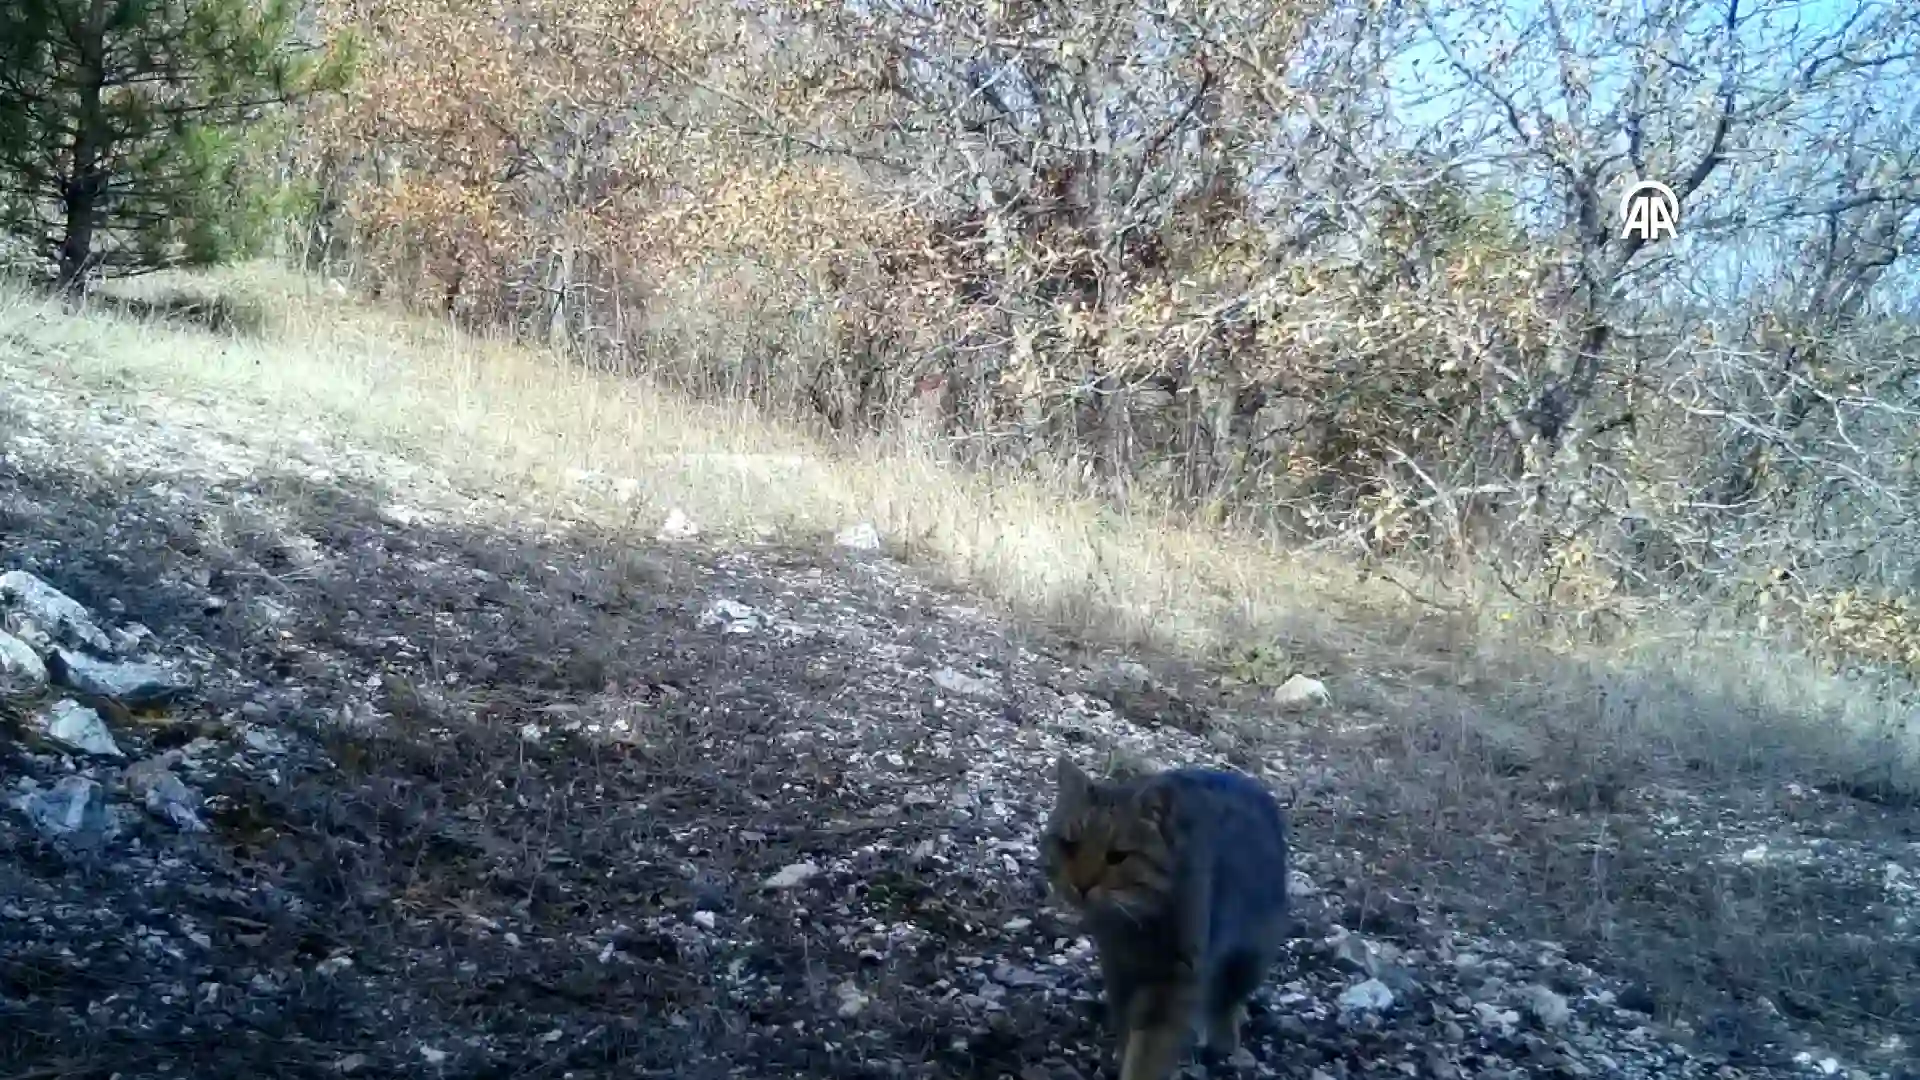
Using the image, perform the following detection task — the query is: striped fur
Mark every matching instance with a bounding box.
[1041,757,1292,1079]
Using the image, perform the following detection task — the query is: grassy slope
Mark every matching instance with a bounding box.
[4,262,1918,1064]
[5,263,1910,796]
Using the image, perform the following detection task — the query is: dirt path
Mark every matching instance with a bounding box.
[1,330,1915,1080]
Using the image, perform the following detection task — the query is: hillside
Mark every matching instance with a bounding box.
[1,271,1916,1079]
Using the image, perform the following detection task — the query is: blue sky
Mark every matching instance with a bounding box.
[1374,0,1918,314]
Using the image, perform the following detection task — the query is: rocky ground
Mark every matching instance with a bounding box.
[2,328,1917,1080]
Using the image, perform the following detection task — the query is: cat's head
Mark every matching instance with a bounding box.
[1040,756,1176,916]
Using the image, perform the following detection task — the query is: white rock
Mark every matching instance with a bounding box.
[0,570,112,653]
[250,596,296,627]
[1473,1001,1520,1030]
[1520,980,1566,1022]
[379,504,420,527]
[0,628,48,693]
[37,698,124,758]
[110,623,156,655]
[931,666,1001,700]
[700,599,765,635]
[656,508,700,541]
[762,861,820,890]
[835,981,870,1018]
[835,521,883,551]
[143,773,209,832]
[1521,983,1571,1029]
[1337,977,1395,1012]
[1334,932,1407,980]
[1287,869,1321,898]
[243,727,289,755]
[51,650,193,707]
[13,775,112,838]
[1273,673,1330,710]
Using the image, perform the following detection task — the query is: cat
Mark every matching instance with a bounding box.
[1040,755,1291,1080]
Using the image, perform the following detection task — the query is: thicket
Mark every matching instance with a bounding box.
[293,0,1919,680]
[0,0,354,290]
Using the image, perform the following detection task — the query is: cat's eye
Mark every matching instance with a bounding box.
[1105,849,1128,865]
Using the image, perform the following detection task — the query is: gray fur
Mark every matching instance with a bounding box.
[1041,758,1291,1079]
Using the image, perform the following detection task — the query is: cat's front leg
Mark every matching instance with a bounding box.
[1099,951,1138,1037]
[1118,976,1201,1080]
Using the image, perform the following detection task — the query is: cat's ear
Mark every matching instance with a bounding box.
[1054,755,1092,806]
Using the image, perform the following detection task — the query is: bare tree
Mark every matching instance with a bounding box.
[1410,0,1920,448]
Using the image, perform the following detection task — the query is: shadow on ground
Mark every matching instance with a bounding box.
[2,458,1090,1078]
[1,449,1915,1079]
[78,287,269,338]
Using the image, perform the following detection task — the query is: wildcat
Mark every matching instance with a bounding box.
[1040,756,1291,1080]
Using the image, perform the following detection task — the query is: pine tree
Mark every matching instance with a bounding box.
[0,0,355,291]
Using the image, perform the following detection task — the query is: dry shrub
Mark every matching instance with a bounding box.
[287,0,1920,709]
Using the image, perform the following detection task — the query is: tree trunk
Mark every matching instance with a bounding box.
[55,0,112,295]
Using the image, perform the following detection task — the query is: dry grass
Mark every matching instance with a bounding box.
[2,262,1913,798]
